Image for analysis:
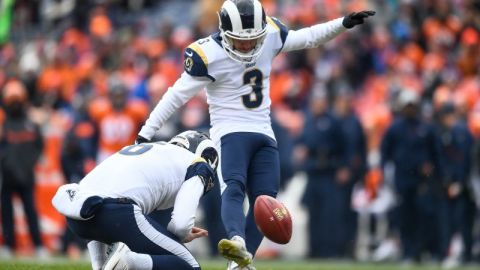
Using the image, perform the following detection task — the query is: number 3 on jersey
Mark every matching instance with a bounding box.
[242,69,263,109]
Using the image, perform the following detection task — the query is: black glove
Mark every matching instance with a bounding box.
[135,135,150,144]
[342,10,375,29]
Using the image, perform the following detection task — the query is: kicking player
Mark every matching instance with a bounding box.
[53,130,218,270]
[136,1,375,269]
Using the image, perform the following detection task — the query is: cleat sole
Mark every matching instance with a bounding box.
[218,239,252,268]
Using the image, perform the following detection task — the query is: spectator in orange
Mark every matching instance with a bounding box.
[89,78,148,162]
[457,27,479,78]
[89,6,112,40]
[196,0,224,36]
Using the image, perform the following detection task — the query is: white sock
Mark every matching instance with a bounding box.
[87,241,107,270]
[232,235,246,246]
[125,251,153,270]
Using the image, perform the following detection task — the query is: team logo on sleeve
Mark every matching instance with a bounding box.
[184,57,194,72]
[66,189,77,201]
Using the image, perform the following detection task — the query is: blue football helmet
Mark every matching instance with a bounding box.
[218,0,267,63]
[169,130,219,170]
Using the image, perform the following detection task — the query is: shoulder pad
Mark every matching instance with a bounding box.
[191,157,207,164]
[185,159,216,194]
[184,43,215,81]
[267,16,289,46]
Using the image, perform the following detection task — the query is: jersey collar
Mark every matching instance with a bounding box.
[211,32,223,48]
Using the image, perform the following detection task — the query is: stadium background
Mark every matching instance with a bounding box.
[0,0,480,269]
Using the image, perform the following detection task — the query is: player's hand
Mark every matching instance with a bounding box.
[135,135,150,144]
[342,10,375,29]
[183,227,208,243]
[448,183,462,198]
[336,167,351,185]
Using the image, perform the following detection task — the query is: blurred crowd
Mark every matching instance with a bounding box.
[0,0,480,266]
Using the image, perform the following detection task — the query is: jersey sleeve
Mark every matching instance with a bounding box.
[281,17,346,52]
[137,72,211,140]
[167,175,204,242]
[267,16,289,53]
[167,156,216,241]
[185,157,216,194]
[184,43,215,82]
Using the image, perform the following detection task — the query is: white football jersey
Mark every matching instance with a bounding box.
[79,142,198,214]
[138,16,345,142]
[184,17,289,141]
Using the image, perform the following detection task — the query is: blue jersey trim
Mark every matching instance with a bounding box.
[211,32,223,48]
[184,47,215,82]
[185,161,216,194]
[268,17,289,53]
[206,74,216,82]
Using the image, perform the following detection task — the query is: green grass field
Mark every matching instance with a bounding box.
[0,258,478,270]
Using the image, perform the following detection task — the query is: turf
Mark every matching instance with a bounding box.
[0,258,478,270]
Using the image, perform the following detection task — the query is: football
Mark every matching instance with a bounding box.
[254,195,292,244]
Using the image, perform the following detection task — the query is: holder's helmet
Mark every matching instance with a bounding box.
[218,0,267,63]
[169,130,218,170]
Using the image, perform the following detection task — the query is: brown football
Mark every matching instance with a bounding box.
[253,195,292,244]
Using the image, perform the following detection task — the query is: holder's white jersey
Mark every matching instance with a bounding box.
[79,142,198,214]
[139,16,345,142]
